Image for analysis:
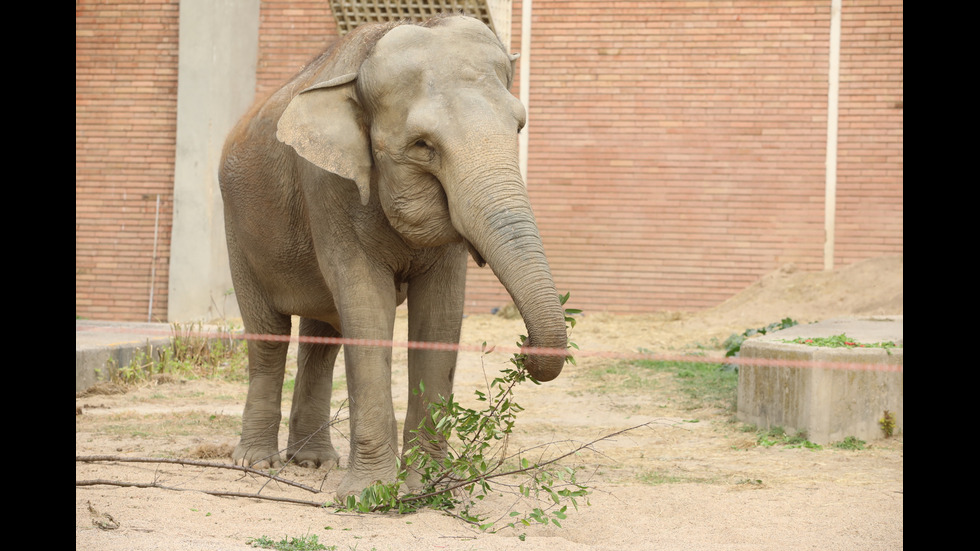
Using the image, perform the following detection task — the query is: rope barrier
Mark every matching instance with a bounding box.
[76,323,903,373]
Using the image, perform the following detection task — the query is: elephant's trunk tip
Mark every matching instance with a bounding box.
[527,361,563,382]
[521,336,568,383]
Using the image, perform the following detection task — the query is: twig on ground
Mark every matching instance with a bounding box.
[397,422,651,506]
[75,478,327,507]
[75,455,322,493]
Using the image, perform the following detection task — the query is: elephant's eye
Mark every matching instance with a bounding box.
[406,138,436,163]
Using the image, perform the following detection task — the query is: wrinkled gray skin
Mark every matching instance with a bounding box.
[219,16,566,499]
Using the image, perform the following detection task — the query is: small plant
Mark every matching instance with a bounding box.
[246,534,330,551]
[879,410,897,438]
[784,333,900,350]
[107,322,248,387]
[109,347,157,385]
[338,292,589,531]
[166,321,249,380]
[756,427,821,449]
[723,318,798,358]
[833,436,867,450]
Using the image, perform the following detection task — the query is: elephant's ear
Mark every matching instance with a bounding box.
[277,73,373,206]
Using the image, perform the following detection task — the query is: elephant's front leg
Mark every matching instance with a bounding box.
[402,249,467,491]
[334,278,401,500]
[286,317,342,470]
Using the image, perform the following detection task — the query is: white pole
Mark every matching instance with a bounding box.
[148,194,161,322]
[519,0,532,184]
[824,0,842,271]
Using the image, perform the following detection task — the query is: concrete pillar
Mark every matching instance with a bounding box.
[168,0,260,322]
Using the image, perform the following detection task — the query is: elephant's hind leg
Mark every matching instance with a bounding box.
[286,317,342,470]
[233,312,291,469]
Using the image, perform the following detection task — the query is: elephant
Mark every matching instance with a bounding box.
[218,15,567,499]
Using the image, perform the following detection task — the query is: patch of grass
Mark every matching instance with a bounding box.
[584,363,665,395]
[783,333,900,350]
[637,470,718,485]
[833,436,867,450]
[169,322,249,380]
[755,427,822,449]
[246,534,331,550]
[627,358,738,412]
[109,322,248,386]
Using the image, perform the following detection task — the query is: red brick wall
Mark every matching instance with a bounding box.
[255,1,340,99]
[468,0,902,315]
[834,0,903,266]
[474,1,826,313]
[76,0,179,321]
[75,1,903,321]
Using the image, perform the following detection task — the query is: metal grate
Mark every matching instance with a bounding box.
[329,0,495,36]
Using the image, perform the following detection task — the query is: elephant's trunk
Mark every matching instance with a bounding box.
[445,149,568,382]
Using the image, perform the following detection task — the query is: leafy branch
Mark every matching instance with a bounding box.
[339,292,601,531]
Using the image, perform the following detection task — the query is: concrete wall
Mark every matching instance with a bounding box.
[167,0,260,322]
[737,317,903,444]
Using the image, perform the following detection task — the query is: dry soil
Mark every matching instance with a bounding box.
[75,254,903,551]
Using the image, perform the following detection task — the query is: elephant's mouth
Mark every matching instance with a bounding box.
[465,240,486,267]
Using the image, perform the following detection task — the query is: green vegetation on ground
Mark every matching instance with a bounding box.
[782,333,900,350]
[723,318,798,357]
[247,534,328,551]
[108,322,249,386]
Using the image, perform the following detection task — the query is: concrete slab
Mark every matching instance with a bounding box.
[737,316,903,445]
[75,321,174,393]
[75,321,242,394]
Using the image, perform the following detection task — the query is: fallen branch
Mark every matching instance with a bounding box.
[75,478,327,508]
[398,422,652,506]
[75,455,322,493]
[76,423,654,515]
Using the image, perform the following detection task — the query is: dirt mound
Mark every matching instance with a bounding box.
[568,255,904,355]
[701,254,903,326]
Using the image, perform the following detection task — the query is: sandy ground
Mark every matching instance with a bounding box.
[76,255,903,550]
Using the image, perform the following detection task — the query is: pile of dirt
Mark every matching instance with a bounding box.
[560,255,903,357]
[699,254,903,327]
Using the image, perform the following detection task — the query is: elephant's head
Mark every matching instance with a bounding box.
[276,16,566,381]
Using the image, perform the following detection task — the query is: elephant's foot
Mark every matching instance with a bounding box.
[286,443,340,470]
[232,440,284,470]
[403,466,425,493]
[402,463,460,499]
[335,463,400,501]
